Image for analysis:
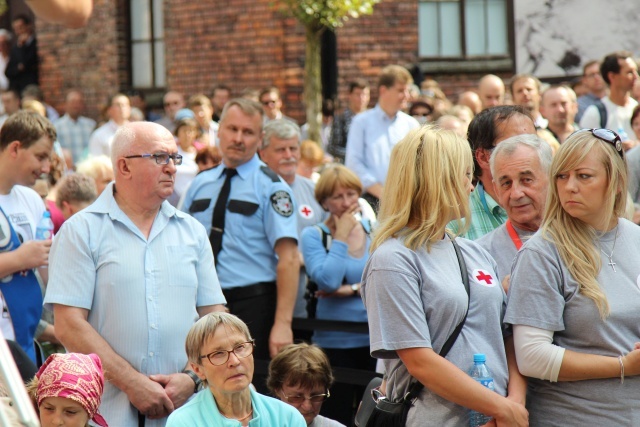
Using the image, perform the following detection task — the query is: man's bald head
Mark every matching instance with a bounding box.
[478,74,505,110]
[111,122,174,167]
[457,91,482,115]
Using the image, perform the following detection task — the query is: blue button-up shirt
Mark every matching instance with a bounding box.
[182,155,298,289]
[345,104,420,188]
[44,183,225,427]
[54,114,96,163]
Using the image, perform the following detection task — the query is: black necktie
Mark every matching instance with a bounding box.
[210,168,237,264]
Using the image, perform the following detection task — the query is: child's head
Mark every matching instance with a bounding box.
[27,353,108,427]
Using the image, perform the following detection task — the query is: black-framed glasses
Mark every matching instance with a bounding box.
[280,389,330,405]
[199,340,255,366]
[124,153,183,165]
[571,128,624,159]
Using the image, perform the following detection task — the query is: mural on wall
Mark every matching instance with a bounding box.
[515,0,640,78]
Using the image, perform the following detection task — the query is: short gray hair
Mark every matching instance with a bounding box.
[490,134,553,179]
[185,312,252,366]
[262,119,301,149]
[110,125,137,167]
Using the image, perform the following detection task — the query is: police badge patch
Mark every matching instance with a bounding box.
[270,191,293,217]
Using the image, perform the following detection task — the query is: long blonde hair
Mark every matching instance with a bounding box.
[371,126,473,252]
[541,131,628,318]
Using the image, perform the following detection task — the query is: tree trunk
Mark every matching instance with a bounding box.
[304,24,323,145]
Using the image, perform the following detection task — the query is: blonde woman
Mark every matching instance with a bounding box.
[505,128,640,425]
[361,126,528,426]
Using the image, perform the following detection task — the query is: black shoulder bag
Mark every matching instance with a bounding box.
[364,238,470,427]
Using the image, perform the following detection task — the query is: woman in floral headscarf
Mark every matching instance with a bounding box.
[26,352,108,427]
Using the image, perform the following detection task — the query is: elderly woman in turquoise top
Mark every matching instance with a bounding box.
[166,313,305,427]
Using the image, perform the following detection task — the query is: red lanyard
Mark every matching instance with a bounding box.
[505,219,523,250]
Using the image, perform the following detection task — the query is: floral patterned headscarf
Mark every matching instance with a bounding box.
[36,353,108,427]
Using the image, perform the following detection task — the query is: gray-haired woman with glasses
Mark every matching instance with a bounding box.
[166,312,305,427]
[267,343,345,427]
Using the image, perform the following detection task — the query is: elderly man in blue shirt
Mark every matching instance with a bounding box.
[44,121,227,427]
[182,98,300,363]
[345,65,420,211]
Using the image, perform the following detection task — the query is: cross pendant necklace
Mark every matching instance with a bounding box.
[600,230,618,273]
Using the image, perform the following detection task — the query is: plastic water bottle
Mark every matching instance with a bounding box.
[469,353,494,427]
[35,211,54,241]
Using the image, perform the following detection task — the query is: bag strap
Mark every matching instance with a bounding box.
[405,237,470,401]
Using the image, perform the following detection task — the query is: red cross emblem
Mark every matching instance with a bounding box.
[473,269,495,287]
[299,204,313,218]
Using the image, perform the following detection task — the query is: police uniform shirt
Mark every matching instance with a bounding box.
[182,154,298,289]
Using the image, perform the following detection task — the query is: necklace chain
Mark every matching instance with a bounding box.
[600,229,619,273]
[221,408,253,422]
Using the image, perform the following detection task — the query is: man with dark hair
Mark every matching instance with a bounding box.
[0,89,21,127]
[0,110,56,362]
[182,98,299,363]
[576,60,607,122]
[155,91,186,133]
[580,51,638,151]
[328,79,370,162]
[345,65,419,211]
[260,86,294,124]
[211,84,231,122]
[5,14,38,94]
[449,105,536,240]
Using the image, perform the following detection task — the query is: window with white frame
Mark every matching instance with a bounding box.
[418,0,509,59]
[130,0,165,88]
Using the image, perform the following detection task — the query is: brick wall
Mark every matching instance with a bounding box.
[35,0,511,124]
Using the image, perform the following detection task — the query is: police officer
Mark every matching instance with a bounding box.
[182,98,300,361]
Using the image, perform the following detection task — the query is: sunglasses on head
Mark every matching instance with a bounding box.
[570,128,624,159]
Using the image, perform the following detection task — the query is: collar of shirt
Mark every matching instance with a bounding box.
[373,104,400,122]
[85,182,184,221]
[219,154,263,181]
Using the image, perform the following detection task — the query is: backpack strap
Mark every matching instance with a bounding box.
[595,99,608,129]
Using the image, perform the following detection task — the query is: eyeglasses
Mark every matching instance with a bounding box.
[280,390,330,405]
[199,340,255,366]
[124,153,183,165]
[571,128,624,159]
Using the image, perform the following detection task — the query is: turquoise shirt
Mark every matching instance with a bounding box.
[447,182,507,241]
[166,387,306,427]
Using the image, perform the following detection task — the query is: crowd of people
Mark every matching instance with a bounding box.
[1,46,640,427]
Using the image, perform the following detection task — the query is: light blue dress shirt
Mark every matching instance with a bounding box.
[166,387,306,426]
[182,155,298,289]
[345,104,420,189]
[44,183,225,427]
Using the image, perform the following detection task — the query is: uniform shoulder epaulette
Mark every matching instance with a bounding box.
[260,165,280,183]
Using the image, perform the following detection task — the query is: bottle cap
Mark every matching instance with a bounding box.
[473,353,486,363]
[43,211,51,218]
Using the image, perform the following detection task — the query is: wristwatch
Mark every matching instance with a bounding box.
[182,369,202,393]
[351,283,359,295]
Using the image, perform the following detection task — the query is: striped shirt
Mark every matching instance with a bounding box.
[447,182,507,241]
[54,114,96,163]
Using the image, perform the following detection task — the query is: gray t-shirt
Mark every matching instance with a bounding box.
[477,222,534,282]
[504,219,640,426]
[291,175,329,318]
[362,236,509,426]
